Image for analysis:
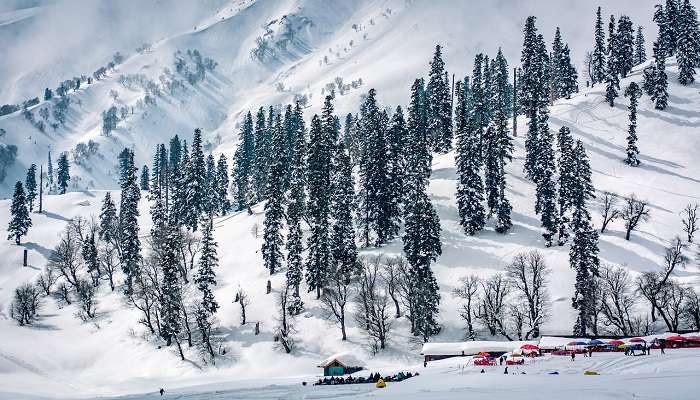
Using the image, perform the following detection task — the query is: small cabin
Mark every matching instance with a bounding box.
[318,353,365,376]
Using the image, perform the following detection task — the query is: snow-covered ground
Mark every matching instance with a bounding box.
[1,0,700,399]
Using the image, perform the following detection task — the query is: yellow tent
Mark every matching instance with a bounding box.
[376,378,386,388]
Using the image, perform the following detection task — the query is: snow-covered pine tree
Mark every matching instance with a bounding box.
[556,126,576,245]
[665,0,681,55]
[343,113,360,164]
[216,154,230,215]
[285,105,306,315]
[306,103,333,299]
[521,17,550,180]
[406,78,431,184]
[140,165,150,191]
[677,0,700,85]
[233,112,255,211]
[651,38,669,110]
[386,106,407,226]
[624,82,642,166]
[148,144,168,234]
[426,44,453,153]
[7,181,31,245]
[551,27,564,101]
[56,152,70,194]
[47,151,54,190]
[469,54,487,162]
[534,111,559,247]
[607,15,617,56]
[118,148,141,294]
[592,7,607,85]
[159,225,185,359]
[184,129,207,230]
[569,141,599,337]
[482,55,493,124]
[455,80,485,236]
[262,114,286,276]
[558,44,578,99]
[195,216,219,359]
[170,139,189,226]
[82,232,99,283]
[253,107,269,201]
[25,164,37,212]
[169,135,182,174]
[634,26,647,65]
[356,89,391,246]
[330,139,357,279]
[617,16,635,77]
[204,154,218,216]
[605,16,621,107]
[99,192,118,243]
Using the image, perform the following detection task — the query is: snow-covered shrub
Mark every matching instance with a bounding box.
[174,49,217,85]
[9,283,42,326]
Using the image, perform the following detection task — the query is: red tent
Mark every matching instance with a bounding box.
[477,352,490,356]
[684,336,700,342]
[665,335,685,341]
[629,337,646,343]
[521,344,539,350]
[608,340,625,345]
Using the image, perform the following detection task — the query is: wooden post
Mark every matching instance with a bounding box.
[512,67,518,137]
[266,280,271,294]
[255,322,260,335]
[39,164,43,213]
[23,249,28,267]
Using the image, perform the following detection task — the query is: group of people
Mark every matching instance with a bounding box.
[314,371,418,386]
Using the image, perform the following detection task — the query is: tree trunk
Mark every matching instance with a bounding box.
[174,336,185,361]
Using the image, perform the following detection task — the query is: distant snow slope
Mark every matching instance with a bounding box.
[1,0,699,398]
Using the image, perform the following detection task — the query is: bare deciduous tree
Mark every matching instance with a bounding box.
[321,269,354,340]
[476,274,511,340]
[99,243,119,291]
[382,256,405,318]
[684,289,700,330]
[235,287,251,325]
[453,275,480,340]
[356,256,392,352]
[505,251,550,339]
[76,278,97,319]
[10,283,42,326]
[681,203,698,243]
[36,268,58,296]
[598,264,636,335]
[621,194,650,240]
[48,228,82,287]
[600,192,621,233]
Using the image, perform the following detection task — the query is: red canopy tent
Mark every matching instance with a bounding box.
[521,344,539,350]
[608,340,625,345]
[629,337,646,343]
[665,335,686,341]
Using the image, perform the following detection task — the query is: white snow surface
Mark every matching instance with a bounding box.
[0,0,700,399]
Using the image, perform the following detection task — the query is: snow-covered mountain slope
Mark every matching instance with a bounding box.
[0,0,657,197]
[1,0,700,398]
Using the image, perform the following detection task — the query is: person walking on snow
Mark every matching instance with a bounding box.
[571,352,575,362]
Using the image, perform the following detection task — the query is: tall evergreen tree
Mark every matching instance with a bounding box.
[99,192,118,243]
[184,129,206,230]
[233,112,255,211]
[57,152,70,194]
[556,127,576,245]
[118,148,141,293]
[253,108,269,201]
[195,217,219,359]
[25,164,37,212]
[534,112,559,247]
[306,100,334,298]
[285,105,307,315]
[651,38,669,110]
[665,0,681,55]
[170,140,189,226]
[386,106,407,226]
[634,26,647,65]
[455,80,486,235]
[262,114,286,275]
[159,225,185,359]
[426,44,453,153]
[558,44,578,99]
[204,154,217,215]
[592,7,607,85]
[470,54,487,160]
[330,140,357,279]
[47,151,54,190]
[551,28,564,101]
[140,165,150,191]
[617,16,635,77]
[216,154,230,215]
[569,142,599,336]
[406,79,431,184]
[624,82,642,166]
[677,0,700,85]
[7,181,31,245]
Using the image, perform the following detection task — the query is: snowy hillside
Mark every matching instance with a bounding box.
[1,0,700,399]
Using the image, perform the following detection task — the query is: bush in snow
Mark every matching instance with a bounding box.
[10,283,42,326]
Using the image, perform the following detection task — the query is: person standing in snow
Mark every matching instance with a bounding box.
[159,388,164,396]
[571,352,575,362]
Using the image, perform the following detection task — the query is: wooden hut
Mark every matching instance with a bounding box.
[318,353,365,376]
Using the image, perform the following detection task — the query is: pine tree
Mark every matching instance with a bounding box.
[624,82,642,166]
[216,154,230,215]
[47,151,54,190]
[233,112,255,211]
[253,107,269,201]
[556,127,576,244]
[57,152,70,194]
[569,142,599,336]
[406,79,431,184]
[651,39,669,110]
[592,7,607,85]
[171,140,189,227]
[262,114,286,275]
[617,16,635,77]
[330,139,357,278]
[426,44,453,153]
[169,135,182,173]
[83,232,99,280]
[195,217,219,359]
[99,192,118,243]
[25,164,37,212]
[559,45,578,99]
[118,148,141,293]
[306,111,332,299]
[159,225,185,359]
[44,88,53,101]
[402,177,441,341]
[634,26,647,65]
[140,165,150,191]
[148,144,169,234]
[386,106,407,228]
[551,28,564,101]
[184,129,206,230]
[534,112,559,247]
[455,80,486,235]
[285,103,306,314]
[605,16,620,107]
[206,154,219,215]
[7,181,31,245]
[665,0,681,55]
[677,0,700,85]
[470,54,487,160]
